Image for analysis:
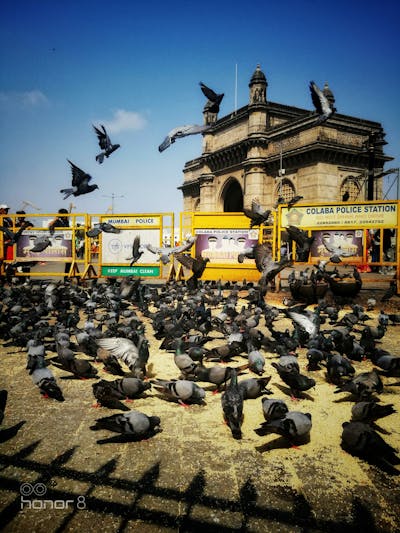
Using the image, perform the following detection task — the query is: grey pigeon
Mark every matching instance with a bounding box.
[61,160,99,199]
[351,401,396,422]
[334,369,383,400]
[96,337,138,373]
[341,421,399,471]
[90,410,161,443]
[158,125,209,152]
[255,411,312,443]
[146,236,197,264]
[30,235,52,253]
[309,80,335,123]
[243,200,271,228]
[31,364,64,401]
[238,377,272,400]
[87,222,121,238]
[126,235,146,266]
[199,82,224,113]
[221,369,244,439]
[93,124,120,163]
[261,398,289,421]
[150,378,206,405]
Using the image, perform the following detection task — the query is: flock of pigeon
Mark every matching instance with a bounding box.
[57,79,335,201]
[0,260,399,474]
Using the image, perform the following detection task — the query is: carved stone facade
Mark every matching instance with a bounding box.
[179,65,392,212]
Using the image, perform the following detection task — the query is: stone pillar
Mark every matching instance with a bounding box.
[199,174,215,211]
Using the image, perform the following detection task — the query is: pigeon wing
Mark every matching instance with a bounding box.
[96,338,138,359]
[253,243,273,272]
[174,253,195,270]
[68,160,91,186]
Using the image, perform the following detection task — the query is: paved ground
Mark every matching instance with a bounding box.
[0,281,399,532]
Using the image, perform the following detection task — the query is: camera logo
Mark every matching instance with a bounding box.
[20,483,86,510]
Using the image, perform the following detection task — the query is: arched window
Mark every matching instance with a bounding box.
[275,178,295,203]
[222,179,243,212]
[340,176,361,202]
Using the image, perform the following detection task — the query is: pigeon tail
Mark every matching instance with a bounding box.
[60,188,74,199]
[96,152,105,164]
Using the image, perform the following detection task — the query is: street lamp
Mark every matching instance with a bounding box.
[365,131,387,200]
[102,193,125,214]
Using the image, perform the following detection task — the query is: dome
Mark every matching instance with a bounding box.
[249,64,267,86]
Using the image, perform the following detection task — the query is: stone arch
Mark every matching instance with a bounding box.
[221,178,243,212]
[340,176,362,202]
[275,178,296,203]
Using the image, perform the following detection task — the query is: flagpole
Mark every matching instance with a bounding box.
[234,63,238,114]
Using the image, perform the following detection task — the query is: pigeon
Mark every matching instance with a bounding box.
[334,370,383,400]
[146,236,197,264]
[351,401,396,422]
[96,337,139,373]
[243,200,271,228]
[221,369,244,439]
[29,235,52,253]
[93,124,120,164]
[255,411,312,443]
[326,353,355,385]
[272,362,315,399]
[174,253,210,290]
[86,222,121,238]
[199,82,224,113]
[150,378,206,405]
[341,421,399,471]
[92,381,130,410]
[238,377,272,400]
[158,125,209,152]
[285,226,315,262]
[94,377,151,400]
[126,235,147,266]
[90,410,161,443]
[251,242,292,289]
[51,353,98,379]
[31,362,64,401]
[61,160,99,199]
[261,398,289,421]
[342,191,350,202]
[370,350,400,376]
[174,340,199,379]
[309,81,335,124]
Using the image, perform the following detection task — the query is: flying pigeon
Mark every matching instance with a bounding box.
[96,337,139,373]
[86,222,121,238]
[146,235,197,264]
[174,253,210,290]
[61,160,99,199]
[90,410,161,443]
[158,125,209,152]
[309,81,336,124]
[93,124,120,164]
[243,200,271,228]
[126,235,147,266]
[199,82,224,113]
[29,235,52,253]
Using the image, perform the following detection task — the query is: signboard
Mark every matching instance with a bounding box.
[309,229,364,263]
[101,266,160,277]
[15,230,73,261]
[102,216,160,227]
[281,202,398,228]
[101,229,159,264]
[195,229,259,264]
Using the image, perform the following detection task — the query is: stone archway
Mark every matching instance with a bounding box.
[222,179,243,212]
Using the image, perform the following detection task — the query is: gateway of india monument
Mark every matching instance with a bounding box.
[179,65,392,212]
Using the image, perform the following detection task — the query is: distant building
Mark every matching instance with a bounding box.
[179,65,392,212]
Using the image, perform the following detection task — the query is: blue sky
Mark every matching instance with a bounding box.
[1,0,399,216]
